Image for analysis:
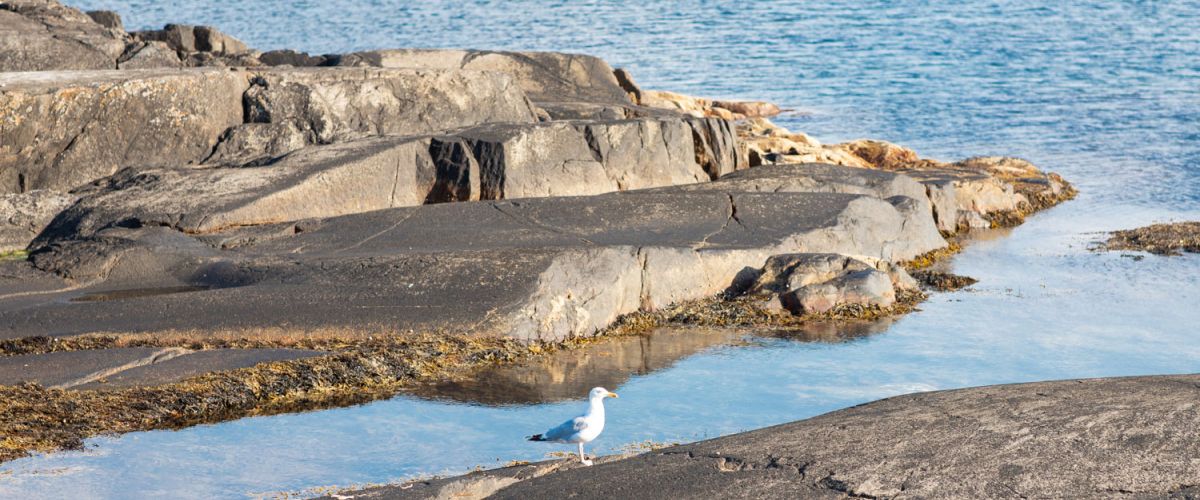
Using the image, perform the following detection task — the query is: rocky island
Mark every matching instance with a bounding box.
[11,2,1194,499]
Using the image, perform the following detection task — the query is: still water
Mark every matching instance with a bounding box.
[3,0,1200,498]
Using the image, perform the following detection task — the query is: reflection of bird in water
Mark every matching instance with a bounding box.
[528,387,618,466]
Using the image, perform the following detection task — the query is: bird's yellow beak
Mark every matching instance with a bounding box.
[607,391,618,398]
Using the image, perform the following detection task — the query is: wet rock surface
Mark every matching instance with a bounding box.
[1102,221,1200,256]
[0,347,320,389]
[343,374,1200,500]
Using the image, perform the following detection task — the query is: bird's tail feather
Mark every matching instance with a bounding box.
[527,434,544,441]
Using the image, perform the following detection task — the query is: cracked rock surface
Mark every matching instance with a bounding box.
[6,167,945,340]
[338,374,1200,500]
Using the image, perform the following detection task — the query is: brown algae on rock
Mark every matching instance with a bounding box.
[1101,222,1200,256]
[910,270,979,291]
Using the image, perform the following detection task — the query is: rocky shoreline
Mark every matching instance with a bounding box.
[0,0,1076,467]
[335,374,1200,499]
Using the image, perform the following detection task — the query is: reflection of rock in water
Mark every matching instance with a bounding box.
[765,318,896,342]
[416,321,895,406]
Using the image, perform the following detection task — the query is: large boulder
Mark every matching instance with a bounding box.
[40,137,452,238]
[0,68,249,193]
[0,189,76,252]
[747,253,915,314]
[456,118,710,199]
[332,49,633,106]
[0,0,127,71]
[241,67,539,147]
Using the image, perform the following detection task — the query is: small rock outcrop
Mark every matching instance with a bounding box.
[746,253,917,314]
[1101,221,1200,256]
[0,0,126,71]
[0,0,258,71]
[639,90,781,120]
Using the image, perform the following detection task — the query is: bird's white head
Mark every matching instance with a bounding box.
[589,387,618,400]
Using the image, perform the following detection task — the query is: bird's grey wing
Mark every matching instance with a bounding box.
[542,416,588,441]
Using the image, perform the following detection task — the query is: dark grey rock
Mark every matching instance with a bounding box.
[0,347,171,388]
[205,122,310,166]
[8,176,946,340]
[35,116,737,244]
[193,25,247,54]
[346,374,1200,499]
[72,348,323,390]
[259,49,330,67]
[134,23,197,53]
[612,67,642,104]
[0,346,323,390]
[181,50,262,68]
[688,117,745,178]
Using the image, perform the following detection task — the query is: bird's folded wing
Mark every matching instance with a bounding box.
[572,416,588,431]
[543,416,588,441]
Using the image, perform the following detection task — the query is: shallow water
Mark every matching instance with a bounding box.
[4,0,1200,498]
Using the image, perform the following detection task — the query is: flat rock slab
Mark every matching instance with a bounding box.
[8,168,946,341]
[0,347,167,388]
[0,347,322,390]
[346,374,1200,500]
[73,348,323,390]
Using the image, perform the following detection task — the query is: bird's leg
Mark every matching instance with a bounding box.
[578,442,593,466]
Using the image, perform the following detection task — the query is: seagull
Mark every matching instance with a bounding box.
[527,386,618,466]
